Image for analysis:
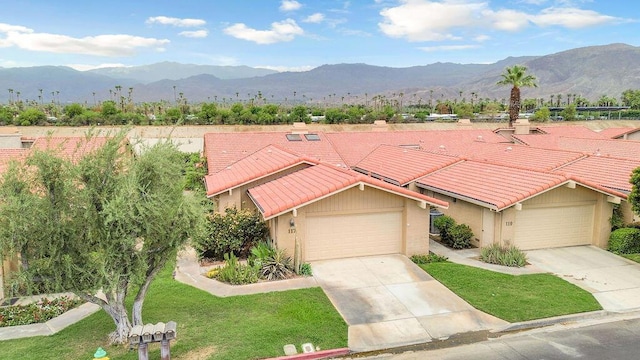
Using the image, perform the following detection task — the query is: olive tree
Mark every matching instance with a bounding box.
[0,132,205,344]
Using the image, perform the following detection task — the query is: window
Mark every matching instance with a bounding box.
[304,133,321,141]
[286,134,302,141]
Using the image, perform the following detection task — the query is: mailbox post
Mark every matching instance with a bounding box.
[128,321,177,360]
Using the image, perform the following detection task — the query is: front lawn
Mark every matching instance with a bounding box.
[0,267,347,360]
[420,262,602,323]
[622,253,640,263]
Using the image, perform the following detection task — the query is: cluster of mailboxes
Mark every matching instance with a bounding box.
[129,321,177,344]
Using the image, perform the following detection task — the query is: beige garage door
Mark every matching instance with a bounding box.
[305,212,403,261]
[514,205,594,250]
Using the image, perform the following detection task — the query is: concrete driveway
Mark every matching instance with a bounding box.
[526,246,640,312]
[311,255,507,352]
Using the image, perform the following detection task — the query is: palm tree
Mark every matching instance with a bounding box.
[497,65,537,127]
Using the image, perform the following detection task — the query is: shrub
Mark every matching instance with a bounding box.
[410,253,448,264]
[480,243,527,267]
[434,215,473,249]
[248,241,277,268]
[449,224,474,249]
[215,253,260,285]
[434,215,456,244]
[194,207,269,260]
[298,263,313,276]
[260,249,294,281]
[610,204,625,231]
[608,228,640,254]
[0,296,82,327]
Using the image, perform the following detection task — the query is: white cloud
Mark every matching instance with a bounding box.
[0,23,169,56]
[378,0,624,42]
[179,30,209,38]
[280,0,302,12]
[379,1,483,41]
[146,16,206,27]
[531,7,618,28]
[474,34,490,42]
[223,19,303,44]
[303,13,325,23]
[67,63,130,71]
[418,44,480,52]
[256,65,315,72]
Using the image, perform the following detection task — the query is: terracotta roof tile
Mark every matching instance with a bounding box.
[416,160,569,210]
[458,142,586,171]
[512,134,640,159]
[30,137,110,162]
[203,131,345,173]
[0,148,28,174]
[324,129,507,166]
[537,125,605,138]
[354,144,460,185]
[597,127,640,139]
[248,164,447,219]
[204,145,316,196]
[554,155,640,193]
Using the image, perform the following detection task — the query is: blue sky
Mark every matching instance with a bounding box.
[0,0,636,71]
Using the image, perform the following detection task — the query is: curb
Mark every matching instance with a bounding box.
[263,348,351,360]
[492,310,610,334]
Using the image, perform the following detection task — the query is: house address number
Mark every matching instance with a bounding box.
[505,221,513,226]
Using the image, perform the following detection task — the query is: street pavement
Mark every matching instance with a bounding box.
[355,314,640,359]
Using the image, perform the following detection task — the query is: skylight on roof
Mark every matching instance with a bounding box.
[304,133,321,141]
[286,134,302,141]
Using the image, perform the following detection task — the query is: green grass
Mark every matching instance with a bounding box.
[0,266,347,360]
[622,253,640,263]
[420,262,602,323]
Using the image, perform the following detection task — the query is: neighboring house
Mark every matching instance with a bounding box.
[203,121,638,262]
[415,160,623,250]
[205,142,448,261]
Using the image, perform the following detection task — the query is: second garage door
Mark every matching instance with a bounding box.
[514,204,594,250]
[305,212,403,261]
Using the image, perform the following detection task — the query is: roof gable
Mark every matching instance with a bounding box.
[416,160,571,211]
[204,145,316,197]
[555,155,640,193]
[247,164,448,219]
[353,144,460,186]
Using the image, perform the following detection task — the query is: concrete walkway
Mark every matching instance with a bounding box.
[174,247,318,297]
[430,240,640,313]
[526,246,640,312]
[311,255,507,352]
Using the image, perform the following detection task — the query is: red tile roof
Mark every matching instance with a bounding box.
[597,127,640,139]
[513,135,640,159]
[353,145,460,186]
[458,142,586,171]
[416,160,572,211]
[247,163,448,219]
[537,125,605,138]
[0,148,28,174]
[204,145,316,197]
[203,131,346,173]
[555,155,640,193]
[324,129,508,166]
[30,136,110,162]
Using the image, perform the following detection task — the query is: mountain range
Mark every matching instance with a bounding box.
[1,43,639,105]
